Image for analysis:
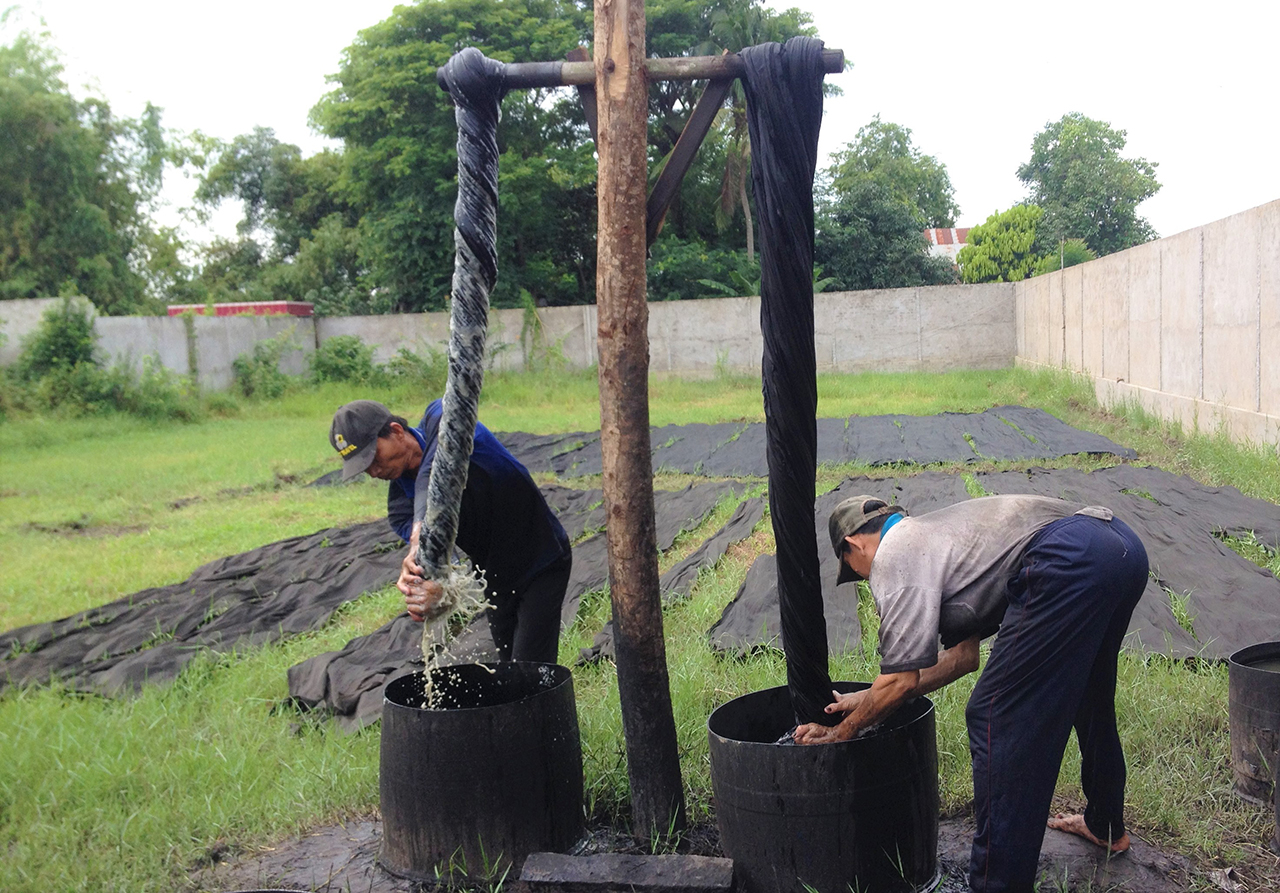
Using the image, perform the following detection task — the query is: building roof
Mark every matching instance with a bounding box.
[924,227,970,246]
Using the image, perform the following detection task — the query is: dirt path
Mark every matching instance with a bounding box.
[194,815,1199,892]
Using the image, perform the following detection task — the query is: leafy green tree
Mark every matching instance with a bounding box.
[814,180,956,291]
[195,128,355,260]
[1033,237,1096,276]
[955,205,1045,283]
[701,1,818,262]
[1017,112,1159,256]
[827,116,959,228]
[0,31,173,313]
[312,0,595,311]
[191,128,367,310]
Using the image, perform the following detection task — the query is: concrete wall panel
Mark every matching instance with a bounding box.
[1126,240,1162,390]
[917,283,1015,370]
[1079,258,1106,376]
[195,316,314,391]
[651,296,760,374]
[1260,201,1280,418]
[824,289,919,372]
[1018,274,1053,366]
[1202,210,1261,411]
[96,316,190,374]
[317,313,450,365]
[538,305,597,369]
[1063,265,1085,373]
[1091,250,1130,382]
[1159,228,1203,400]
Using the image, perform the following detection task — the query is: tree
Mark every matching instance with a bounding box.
[955,205,1045,283]
[827,116,959,228]
[703,1,818,263]
[312,0,596,312]
[814,179,957,291]
[0,31,173,313]
[1017,112,1159,256]
[1032,238,1096,276]
[192,128,367,309]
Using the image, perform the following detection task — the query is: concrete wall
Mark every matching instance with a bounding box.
[193,316,314,391]
[1,284,1015,388]
[96,316,191,375]
[1017,198,1280,447]
[317,283,1016,378]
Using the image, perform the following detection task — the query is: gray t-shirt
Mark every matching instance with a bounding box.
[868,495,1113,673]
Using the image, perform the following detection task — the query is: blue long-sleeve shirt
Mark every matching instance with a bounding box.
[387,400,570,597]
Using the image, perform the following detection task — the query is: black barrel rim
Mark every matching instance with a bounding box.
[383,660,572,713]
[708,681,934,745]
[1229,641,1280,670]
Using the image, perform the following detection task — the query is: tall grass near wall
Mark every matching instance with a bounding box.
[0,367,1277,891]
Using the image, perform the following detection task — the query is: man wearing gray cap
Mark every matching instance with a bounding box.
[797,493,1148,893]
[329,398,571,664]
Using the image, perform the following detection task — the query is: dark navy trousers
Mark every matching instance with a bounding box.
[966,515,1148,893]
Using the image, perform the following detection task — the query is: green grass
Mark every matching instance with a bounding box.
[1,366,1278,892]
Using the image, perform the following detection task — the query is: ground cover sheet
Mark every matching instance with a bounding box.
[3,410,1274,730]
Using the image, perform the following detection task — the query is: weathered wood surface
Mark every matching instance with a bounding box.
[593,0,686,839]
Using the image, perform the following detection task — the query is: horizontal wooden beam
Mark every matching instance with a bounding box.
[500,48,844,89]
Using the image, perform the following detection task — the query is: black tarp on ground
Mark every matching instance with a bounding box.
[709,472,972,654]
[498,407,1136,477]
[580,496,767,665]
[710,466,1280,660]
[0,521,406,696]
[284,481,747,729]
[0,481,743,705]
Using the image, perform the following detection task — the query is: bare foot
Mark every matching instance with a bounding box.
[1047,814,1130,854]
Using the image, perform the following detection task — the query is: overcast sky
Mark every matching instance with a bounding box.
[12,0,1279,244]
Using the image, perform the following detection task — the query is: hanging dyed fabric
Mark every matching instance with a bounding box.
[415,49,507,604]
[739,37,836,726]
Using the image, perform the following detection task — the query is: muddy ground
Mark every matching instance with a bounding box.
[192,810,1239,893]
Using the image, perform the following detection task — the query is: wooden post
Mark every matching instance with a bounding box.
[594,0,686,839]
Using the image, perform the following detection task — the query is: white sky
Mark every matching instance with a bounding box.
[11,0,1280,244]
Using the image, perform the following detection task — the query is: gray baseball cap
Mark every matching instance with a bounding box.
[330,400,392,480]
[828,495,906,584]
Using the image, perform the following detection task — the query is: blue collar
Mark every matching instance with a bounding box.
[881,512,904,538]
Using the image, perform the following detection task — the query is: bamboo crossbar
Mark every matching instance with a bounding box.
[500,48,844,89]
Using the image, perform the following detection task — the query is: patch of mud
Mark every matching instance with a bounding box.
[192,814,1202,893]
[24,516,149,538]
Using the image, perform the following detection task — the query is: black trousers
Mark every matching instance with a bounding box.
[966,515,1148,893]
[486,551,572,664]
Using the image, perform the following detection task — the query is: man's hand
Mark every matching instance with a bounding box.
[793,720,854,745]
[398,522,442,622]
[825,688,870,718]
[794,671,919,745]
[793,689,869,744]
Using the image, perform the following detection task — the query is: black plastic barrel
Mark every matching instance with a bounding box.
[379,662,584,883]
[1228,642,1280,805]
[708,682,939,893]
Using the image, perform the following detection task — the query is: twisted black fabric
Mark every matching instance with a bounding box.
[740,37,834,726]
[418,49,507,575]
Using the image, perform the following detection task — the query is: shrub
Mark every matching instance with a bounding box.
[5,299,200,422]
[13,297,99,381]
[231,332,297,399]
[385,345,447,396]
[1033,238,1098,275]
[310,335,379,384]
[646,236,761,302]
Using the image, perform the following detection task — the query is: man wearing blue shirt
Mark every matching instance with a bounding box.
[329,399,572,663]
